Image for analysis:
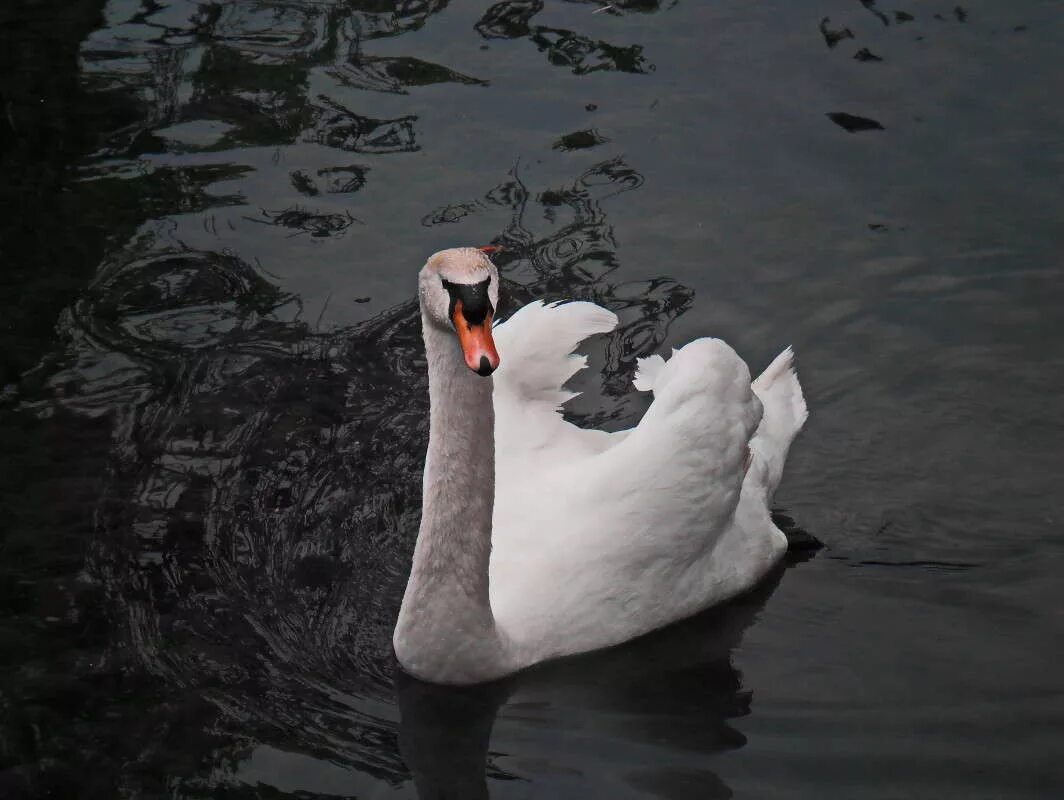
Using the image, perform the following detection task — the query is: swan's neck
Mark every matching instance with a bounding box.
[394,316,509,683]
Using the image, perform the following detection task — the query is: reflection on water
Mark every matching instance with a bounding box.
[399,579,776,800]
[476,1,653,74]
[4,149,731,795]
[4,0,707,781]
[4,0,1062,798]
[80,1,452,157]
[0,2,719,790]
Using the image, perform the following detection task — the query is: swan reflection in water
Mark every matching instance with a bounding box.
[398,571,785,800]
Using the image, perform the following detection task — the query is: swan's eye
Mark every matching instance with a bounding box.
[441,278,493,326]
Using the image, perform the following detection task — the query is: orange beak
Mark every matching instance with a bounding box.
[452,301,500,376]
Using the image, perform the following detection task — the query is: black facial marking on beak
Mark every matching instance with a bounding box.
[476,356,495,376]
[442,278,493,326]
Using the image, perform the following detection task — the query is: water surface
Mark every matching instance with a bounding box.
[1,1,1062,798]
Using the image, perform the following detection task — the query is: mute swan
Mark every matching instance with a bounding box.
[394,247,808,685]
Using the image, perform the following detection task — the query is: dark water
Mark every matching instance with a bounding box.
[1,0,1062,797]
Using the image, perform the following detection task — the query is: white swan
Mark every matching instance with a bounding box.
[394,247,808,685]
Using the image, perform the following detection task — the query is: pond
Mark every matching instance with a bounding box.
[0,1,1062,798]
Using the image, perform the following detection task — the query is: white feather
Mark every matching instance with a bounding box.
[493,300,618,409]
[632,354,666,392]
[490,306,808,667]
[492,301,623,464]
[395,250,808,684]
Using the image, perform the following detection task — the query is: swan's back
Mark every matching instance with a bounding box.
[488,302,806,667]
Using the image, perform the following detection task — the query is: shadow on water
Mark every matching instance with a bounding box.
[399,574,782,800]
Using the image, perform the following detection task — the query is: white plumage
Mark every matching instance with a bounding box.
[394,248,808,685]
[491,302,804,662]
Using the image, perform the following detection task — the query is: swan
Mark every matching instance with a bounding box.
[394,247,808,685]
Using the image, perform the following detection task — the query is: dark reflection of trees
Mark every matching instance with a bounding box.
[565,0,675,12]
[1,1,803,797]
[819,17,855,49]
[859,0,891,27]
[476,0,543,39]
[424,157,689,425]
[248,205,362,238]
[331,55,488,94]
[476,0,654,74]
[4,148,704,796]
[290,164,369,196]
[350,0,454,40]
[553,128,610,151]
[826,111,885,133]
[815,4,985,133]
[82,0,470,157]
[0,0,119,386]
[532,28,651,74]
[306,95,419,154]
[816,4,976,59]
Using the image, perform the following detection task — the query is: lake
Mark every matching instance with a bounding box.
[1,0,1062,798]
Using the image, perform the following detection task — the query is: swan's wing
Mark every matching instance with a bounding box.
[492,301,619,461]
[629,342,807,499]
[492,338,776,655]
[749,346,808,502]
[493,300,618,410]
[499,336,764,561]
[612,337,762,503]
[632,353,667,392]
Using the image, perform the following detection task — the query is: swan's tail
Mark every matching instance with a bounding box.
[749,346,807,502]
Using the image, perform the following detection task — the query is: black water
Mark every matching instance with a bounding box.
[1,1,1062,797]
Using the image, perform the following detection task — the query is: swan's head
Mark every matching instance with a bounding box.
[418,246,502,376]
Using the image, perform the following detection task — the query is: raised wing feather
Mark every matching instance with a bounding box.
[749,346,808,502]
[492,301,619,465]
[493,301,618,411]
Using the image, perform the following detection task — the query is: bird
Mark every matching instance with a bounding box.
[393,247,808,685]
